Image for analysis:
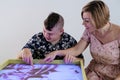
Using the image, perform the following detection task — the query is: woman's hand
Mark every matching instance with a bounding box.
[115,74,120,80]
[64,54,79,64]
[44,51,57,63]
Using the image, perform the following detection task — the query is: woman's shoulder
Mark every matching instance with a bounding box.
[111,23,120,40]
[111,23,120,30]
[110,23,120,33]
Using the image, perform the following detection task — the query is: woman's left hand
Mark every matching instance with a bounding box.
[44,51,57,63]
[64,54,79,64]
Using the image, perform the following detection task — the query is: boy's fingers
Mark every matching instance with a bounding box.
[28,56,33,65]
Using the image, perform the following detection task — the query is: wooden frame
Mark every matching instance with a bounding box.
[0,59,87,80]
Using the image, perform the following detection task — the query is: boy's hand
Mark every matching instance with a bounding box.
[18,48,33,65]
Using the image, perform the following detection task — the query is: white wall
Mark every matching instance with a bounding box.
[0,0,120,67]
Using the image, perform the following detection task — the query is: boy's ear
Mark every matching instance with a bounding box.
[60,28,64,34]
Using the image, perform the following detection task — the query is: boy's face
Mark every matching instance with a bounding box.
[43,25,63,44]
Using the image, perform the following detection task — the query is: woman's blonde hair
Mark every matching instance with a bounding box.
[81,0,110,29]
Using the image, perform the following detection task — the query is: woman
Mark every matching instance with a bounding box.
[44,0,120,80]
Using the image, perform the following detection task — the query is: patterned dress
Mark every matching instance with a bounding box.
[23,32,83,59]
[81,24,120,80]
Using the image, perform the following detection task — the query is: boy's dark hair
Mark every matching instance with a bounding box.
[44,12,63,31]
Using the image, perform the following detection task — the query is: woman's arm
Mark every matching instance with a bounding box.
[55,39,89,56]
[44,39,89,62]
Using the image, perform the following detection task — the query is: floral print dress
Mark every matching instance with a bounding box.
[82,24,120,80]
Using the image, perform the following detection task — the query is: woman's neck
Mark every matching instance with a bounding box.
[97,22,111,35]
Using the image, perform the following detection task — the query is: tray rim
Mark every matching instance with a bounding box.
[0,59,87,80]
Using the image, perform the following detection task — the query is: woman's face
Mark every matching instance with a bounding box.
[82,12,96,32]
